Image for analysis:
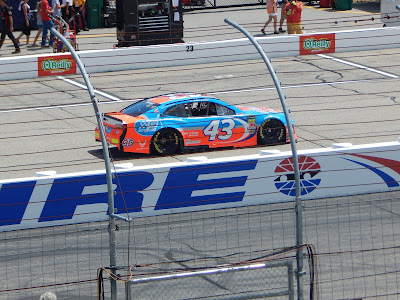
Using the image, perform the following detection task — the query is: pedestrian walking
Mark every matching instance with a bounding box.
[30,0,43,47]
[283,0,303,34]
[16,0,32,45]
[0,0,21,54]
[261,0,279,35]
[41,0,54,48]
[278,0,288,33]
[31,1,43,47]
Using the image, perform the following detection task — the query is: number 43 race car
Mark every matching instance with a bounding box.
[95,93,296,155]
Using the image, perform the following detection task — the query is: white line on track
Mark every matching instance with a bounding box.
[211,77,394,95]
[57,76,122,101]
[317,54,399,79]
[0,77,395,114]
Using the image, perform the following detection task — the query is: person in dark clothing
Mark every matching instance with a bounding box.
[0,0,21,54]
[61,0,72,23]
[72,0,88,34]
[16,0,32,45]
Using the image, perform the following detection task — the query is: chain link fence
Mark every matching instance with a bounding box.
[1,191,399,299]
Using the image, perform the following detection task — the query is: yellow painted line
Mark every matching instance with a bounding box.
[76,33,115,38]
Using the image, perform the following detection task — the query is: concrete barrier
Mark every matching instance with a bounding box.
[2,27,400,81]
[1,139,400,232]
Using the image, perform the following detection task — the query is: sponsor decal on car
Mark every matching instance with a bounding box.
[138,141,147,149]
[183,131,200,137]
[135,120,161,135]
[185,140,201,145]
[122,138,135,148]
[247,115,257,134]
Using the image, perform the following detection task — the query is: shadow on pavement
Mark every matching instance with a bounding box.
[352,1,380,13]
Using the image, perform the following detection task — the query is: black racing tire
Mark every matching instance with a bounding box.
[257,119,286,145]
[151,128,182,155]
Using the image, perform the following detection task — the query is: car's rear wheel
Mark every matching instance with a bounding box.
[258,119,286,145]
[151,128,182,155]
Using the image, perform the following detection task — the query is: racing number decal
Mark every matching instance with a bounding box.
[203,119,235,141]
[219,119,235,140]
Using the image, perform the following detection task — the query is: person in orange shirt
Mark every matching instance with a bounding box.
[261,0,279,35]
[283,0,303,34]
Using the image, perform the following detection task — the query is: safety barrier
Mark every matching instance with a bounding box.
[2,26,400,81]
[1,139,400,232]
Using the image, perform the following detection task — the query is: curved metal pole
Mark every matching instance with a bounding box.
[49,27,119,300]
[224,19,303,300]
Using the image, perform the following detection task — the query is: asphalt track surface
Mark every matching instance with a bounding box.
[1,4,400,299]
[0,0,399,180]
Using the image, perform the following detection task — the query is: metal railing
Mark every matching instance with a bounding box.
[125,261,294,300]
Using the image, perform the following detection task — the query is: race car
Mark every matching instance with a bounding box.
[95,93,296,155]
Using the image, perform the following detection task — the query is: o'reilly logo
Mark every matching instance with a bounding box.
[38,55,77,76]
[303,38,331,50]
[41,59,73,71]
[299,34,335,55]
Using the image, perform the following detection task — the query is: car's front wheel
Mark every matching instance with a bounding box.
[151,128,182,155]
[258,119,286,145]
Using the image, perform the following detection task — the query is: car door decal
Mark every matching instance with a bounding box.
[203,118,249,142]
[203,120,220,141]
[218,119,235,140]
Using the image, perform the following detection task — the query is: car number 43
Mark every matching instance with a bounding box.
[203,119,236,141]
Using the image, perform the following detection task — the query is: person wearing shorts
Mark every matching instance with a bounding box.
[278,0,288,33]
[261,0,279,35]
[16,0,31,45]
[30,1,43,47]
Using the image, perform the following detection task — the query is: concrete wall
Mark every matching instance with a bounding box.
[1,140,400,232]
[2,26,400,81]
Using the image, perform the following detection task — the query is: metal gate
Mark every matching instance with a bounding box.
[125,261,294,299]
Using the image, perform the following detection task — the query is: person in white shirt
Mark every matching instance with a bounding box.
[52,0,62,17]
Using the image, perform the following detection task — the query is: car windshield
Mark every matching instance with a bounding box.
[121,99,160,117]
